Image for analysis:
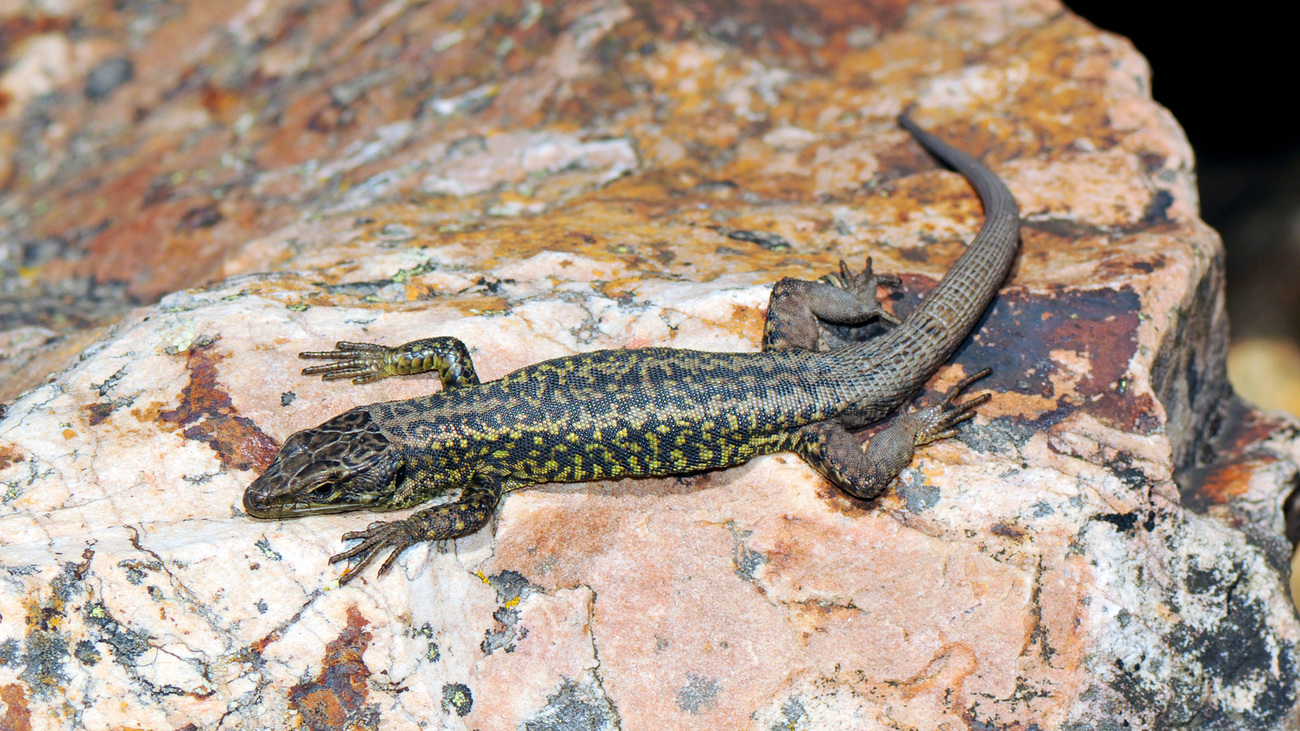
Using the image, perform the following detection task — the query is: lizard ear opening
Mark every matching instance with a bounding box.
[375,461,407,507]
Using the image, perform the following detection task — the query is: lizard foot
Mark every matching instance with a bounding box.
[820,256,902,325]
[906,367,992,446]
[329,518,419,584]
[327,494,497,584]
[301,341,399,384]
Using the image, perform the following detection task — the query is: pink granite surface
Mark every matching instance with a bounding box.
[1,0,1297,729]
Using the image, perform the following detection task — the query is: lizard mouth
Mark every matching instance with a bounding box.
[243,483,384,517]
[243,447,406,519]
[243,474,391,518]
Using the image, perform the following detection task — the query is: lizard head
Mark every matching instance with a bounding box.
[244,408,406,518]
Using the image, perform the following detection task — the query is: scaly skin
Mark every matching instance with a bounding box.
[244,114,1021,584]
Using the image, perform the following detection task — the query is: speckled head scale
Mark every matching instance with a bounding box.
[244,408,403,518]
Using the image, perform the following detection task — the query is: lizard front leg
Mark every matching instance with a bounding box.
[301,336,480,388]
[791,369,991,502]
[329,478,504,584]
[763,256,901,352]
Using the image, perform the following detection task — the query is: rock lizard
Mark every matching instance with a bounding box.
[244,114,1021,584]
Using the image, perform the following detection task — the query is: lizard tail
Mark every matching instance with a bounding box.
[830,114,1021,408]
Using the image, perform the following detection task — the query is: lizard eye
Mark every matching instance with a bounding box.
[297,468,343,503]
[305,483,335,501]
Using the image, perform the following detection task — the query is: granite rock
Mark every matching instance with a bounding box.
[2,0,1299,729]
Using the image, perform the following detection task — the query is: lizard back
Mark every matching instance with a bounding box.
[372,347,847,484]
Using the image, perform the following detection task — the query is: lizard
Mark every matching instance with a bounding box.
[243,114,1021,584]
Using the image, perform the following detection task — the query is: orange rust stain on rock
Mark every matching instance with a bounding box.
[719,302,763,336]
[84,402,117,426]
[1183,457,1273,509]
[0,445,25,473]
[0,683,32,731]
[154,340,279,472]
[990,522,1026,540]
[131,400,166,424]
[899,643,978,704]
[446,295,509,316]
[0,15,73,52]
[198,82,243,120]
[288,606,376,731]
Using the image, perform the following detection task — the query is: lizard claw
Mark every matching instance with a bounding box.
[329,518,419,584]
[301,341,397,384]
[822,256,897,290]
[909,367,992,446]
[821,256,902,325]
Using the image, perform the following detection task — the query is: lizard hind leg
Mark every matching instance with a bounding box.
[762,256,900,353]
[791,368,991,503]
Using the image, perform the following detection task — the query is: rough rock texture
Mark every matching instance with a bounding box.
[2,0,1299,729]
